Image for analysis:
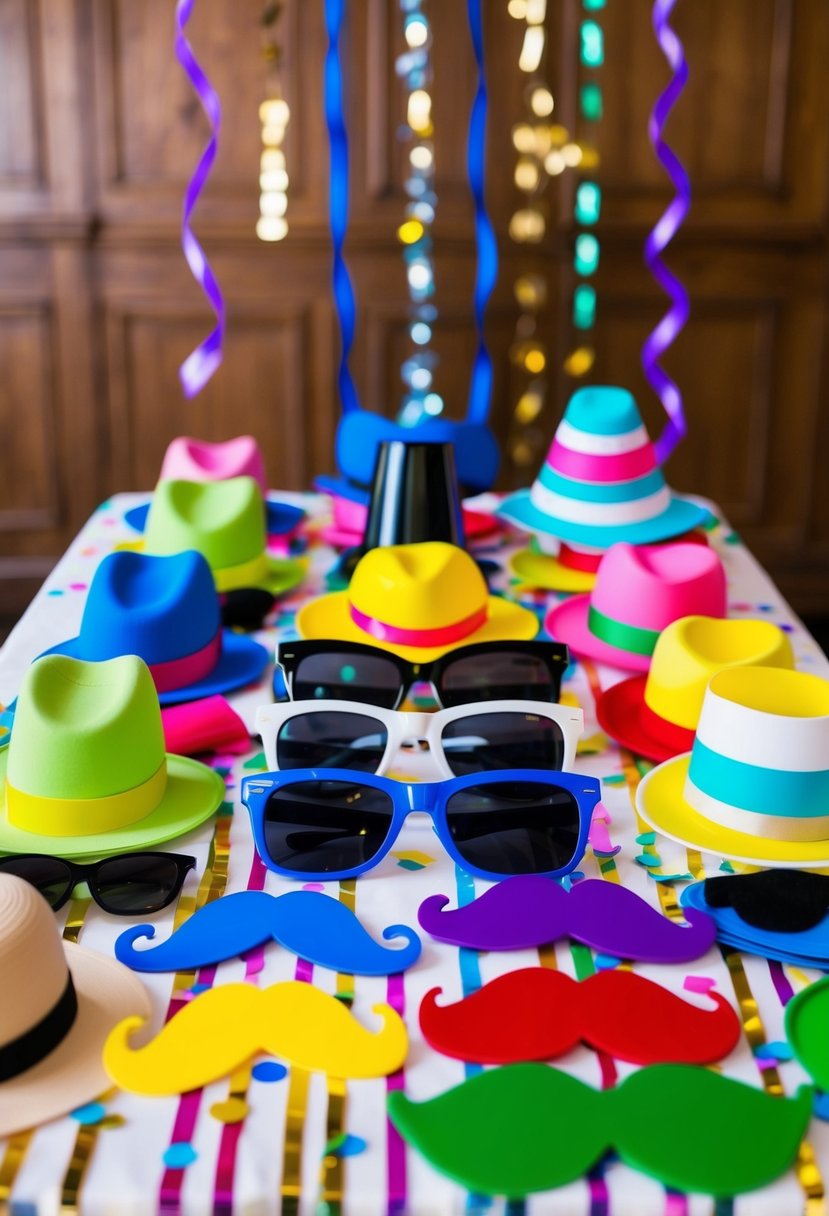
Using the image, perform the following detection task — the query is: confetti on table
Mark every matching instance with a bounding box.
[252,1061,288,1083]
[163,1142,199,1168]
[70,1102,107,1125]
[393,850,436,870]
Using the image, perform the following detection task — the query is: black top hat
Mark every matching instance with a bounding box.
[334,440,467,583]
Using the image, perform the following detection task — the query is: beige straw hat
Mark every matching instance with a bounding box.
[0,875,150,1136]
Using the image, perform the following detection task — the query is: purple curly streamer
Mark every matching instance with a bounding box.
[642,0,690,464]
[175,0,225,397]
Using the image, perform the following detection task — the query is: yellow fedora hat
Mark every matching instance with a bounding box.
[636,667,829,868]
[597,616,794,762]
[296,541,539,662]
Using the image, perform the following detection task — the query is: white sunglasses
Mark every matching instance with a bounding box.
[255,699,584,780]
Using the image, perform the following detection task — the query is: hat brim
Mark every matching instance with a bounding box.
[0,942,150,1138]
[545,596,652,673]
[112,548,306,598]
[498,490,711,548]
[510,549,597,594]
[636,754,829,868]
[39,631,269,706]
[596,676,694,763]
[124,498,305,538]
[296,590,539,662]
[0,750,224,859]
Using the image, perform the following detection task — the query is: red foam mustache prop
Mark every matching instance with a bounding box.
[420,967,740,1066]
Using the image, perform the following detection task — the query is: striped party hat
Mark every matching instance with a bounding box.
[499,386,709,547]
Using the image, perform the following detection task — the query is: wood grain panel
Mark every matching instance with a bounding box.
[0,307,58,528]
[105,306,312,493]
[0,0,43,189]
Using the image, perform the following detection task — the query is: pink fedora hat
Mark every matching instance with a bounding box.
[545,542,727,672]
[159,435,267,489]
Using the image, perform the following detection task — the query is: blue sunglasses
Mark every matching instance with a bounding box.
[241,768,600,883]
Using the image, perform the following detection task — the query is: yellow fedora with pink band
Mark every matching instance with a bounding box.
[637,667,829,868]
[296,541,538,662]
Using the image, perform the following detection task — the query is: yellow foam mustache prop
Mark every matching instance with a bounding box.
[103,980,408,1096]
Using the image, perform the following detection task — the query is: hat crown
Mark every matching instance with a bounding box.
[590,543,726,632]
[144,477,266,570]
[0,875,69,1045]
[350,542,487,629]
[77,551,219,663]
[562,386,645,436]
[159,436,267,491]
[6,655,166,800]
[644,617,795,730]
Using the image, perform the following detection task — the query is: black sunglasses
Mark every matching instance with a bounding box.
[274,640,569,709]
[0,852,197,915]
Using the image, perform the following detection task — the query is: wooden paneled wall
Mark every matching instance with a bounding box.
[1,0,828,614]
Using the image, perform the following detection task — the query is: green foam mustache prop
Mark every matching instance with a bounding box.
[387,1063,812,1198]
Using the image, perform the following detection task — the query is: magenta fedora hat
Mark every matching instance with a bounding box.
[545,542,727,672]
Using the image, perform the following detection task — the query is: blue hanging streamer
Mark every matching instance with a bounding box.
[324,0,360,415]
[324,0,497,434]
[465,0,498,426]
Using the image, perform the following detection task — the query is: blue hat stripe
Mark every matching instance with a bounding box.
[536,464,667,504]
[689,741,829,819]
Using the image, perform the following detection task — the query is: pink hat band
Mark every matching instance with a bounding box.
[148,631,222,693]
[547,440,656,484]
[349,603,487,649]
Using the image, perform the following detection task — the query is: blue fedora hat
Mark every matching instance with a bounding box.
[42,551,268,706]
[499,387,710,548]
[124,499,304,537]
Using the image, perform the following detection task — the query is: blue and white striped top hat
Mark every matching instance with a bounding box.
[498,386,709,547]
[636,666,829,868]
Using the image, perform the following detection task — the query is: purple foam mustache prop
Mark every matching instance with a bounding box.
[115,889,421,976]
[418,876,715,963]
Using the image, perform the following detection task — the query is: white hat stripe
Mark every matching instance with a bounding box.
[555,419,651,456]
[696,691,829,772]
[529,480,671,527]
[683,777,829,842]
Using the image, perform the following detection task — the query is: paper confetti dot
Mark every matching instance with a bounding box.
[70,1101,107,1125]
[601,774,625,786]
[756,1041,793,1061]
[252,1061,288,1083]
[594,954,621,971]
[243,751,267,770]
[683,975,716,994]
[47,589,64,597]
[324,1133,367,1159]
[649,871,693,883]
[814,1092,829,1121]
[189,983,211,996]
[210,1098,249,1124]
[392,850,436,870]
[163,1143,198,1168]
[69,583,87,592]
[303,882,326,892]
[635,832,656,845]
[719,860,736,873]
[635,853,662,869]
[724,532,740,545]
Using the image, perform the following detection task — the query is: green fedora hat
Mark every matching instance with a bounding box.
[0,655,224,858]
[138,477,306,596]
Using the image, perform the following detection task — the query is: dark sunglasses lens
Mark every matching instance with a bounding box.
[94,855,186,914]
[0,856,73,908]
[276,711,388,772]
[263,780,394,874]
[439,651,557,706]
[440,711,565,776]
[292,653,401,708]
[445,780,581,875]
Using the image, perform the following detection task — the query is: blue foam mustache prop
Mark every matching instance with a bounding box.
[114,889,422,976]
[681,882,829,969]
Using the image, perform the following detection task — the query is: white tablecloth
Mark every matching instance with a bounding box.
[1,492,828,1216]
